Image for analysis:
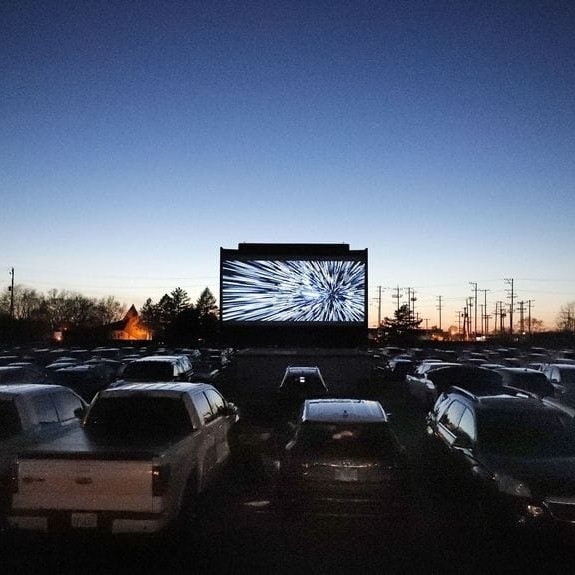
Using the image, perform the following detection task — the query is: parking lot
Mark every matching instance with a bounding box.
[3,347,575,573]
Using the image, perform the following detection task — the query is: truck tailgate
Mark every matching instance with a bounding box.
[13,458,155,513]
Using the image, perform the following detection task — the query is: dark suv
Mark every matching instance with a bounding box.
[276,398,409,517]
[426,386,575,531]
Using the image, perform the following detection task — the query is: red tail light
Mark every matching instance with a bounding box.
[152,465,171,496]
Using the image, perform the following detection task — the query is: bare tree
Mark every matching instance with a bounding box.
[557,302,575,333]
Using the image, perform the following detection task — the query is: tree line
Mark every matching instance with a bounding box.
[0,285,220,345]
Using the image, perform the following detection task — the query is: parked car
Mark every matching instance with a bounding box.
[0,384,86,514]
[0,365,49,385]
[494,367,555,398]
[276,398,410,517]
[278,366,328,400]
[425,385,575,531]
[8,382,239,534]
[408,364,501,409]
[50,364,112,402]
[541,364,575,399]
[113,354,195,384]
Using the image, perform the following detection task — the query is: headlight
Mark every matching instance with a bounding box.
[494,472,532,498]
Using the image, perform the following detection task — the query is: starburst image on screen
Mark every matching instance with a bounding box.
[222,259,365,323]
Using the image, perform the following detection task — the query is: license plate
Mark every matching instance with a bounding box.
[71,513,98,529]
[335,468,358,482]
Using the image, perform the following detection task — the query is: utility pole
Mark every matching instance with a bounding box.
[505,278,515,335]
[527,300,535,335]
[410,289,417,320]
[518,300,526,334]
[9,267,14,319]
[436,295,443,332]
[479,289,490,335]
[500,302,506,333]
[392,286,402,315]
[377,286,382,328]
[469,282,478,337]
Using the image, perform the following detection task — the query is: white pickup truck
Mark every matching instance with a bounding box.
[8,382,239,534]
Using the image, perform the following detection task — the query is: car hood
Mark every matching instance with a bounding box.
[483,454,575,496]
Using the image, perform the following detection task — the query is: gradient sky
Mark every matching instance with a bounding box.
[2,1,574,331]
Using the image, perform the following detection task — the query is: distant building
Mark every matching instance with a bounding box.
[108,305,152,341]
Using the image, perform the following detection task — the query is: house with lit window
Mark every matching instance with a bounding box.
[108,305,153,340]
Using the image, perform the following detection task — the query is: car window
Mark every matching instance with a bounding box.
[439,400,466,434]
[204,389,226,417]
[32,395,59,424]
[52,389,84,421]
[85,396,193,440]
[457,408,476,443]
[121,361,174,381]
[294,422,398,458]
[193,392,215,424]
[0,399,22,439]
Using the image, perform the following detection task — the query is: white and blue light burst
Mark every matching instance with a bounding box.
[222,259,365,323]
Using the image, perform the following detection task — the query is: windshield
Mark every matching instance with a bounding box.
[85,397,193,441]
[121,362,175,381]
[478,410,575,457]
[294,421,397,458]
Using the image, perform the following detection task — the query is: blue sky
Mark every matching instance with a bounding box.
[2,1,574,330]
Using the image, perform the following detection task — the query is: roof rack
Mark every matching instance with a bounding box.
[448,384,543,404]
[449,386,479,401]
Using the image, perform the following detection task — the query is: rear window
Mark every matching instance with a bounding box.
[294,422,397,458]
[52,390,84,421]
[85,396,193,441]
[0,400,22,439]
[121,361,175,381]
[280,373,327,396]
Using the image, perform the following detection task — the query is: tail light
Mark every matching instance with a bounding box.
[152,465,171,496]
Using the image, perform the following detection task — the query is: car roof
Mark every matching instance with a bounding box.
[285,366,321,373]
[100,382,215,396]
[0,383,68,398]
[131,355,187,363]
[302,399,387,423]
[446,388,551,413]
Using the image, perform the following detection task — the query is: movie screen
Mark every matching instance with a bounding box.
[221,258,366,324]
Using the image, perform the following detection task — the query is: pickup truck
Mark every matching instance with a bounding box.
[8,382,239,534]
[0,384,86,515]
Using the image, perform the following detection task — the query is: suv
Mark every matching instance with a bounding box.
[113,355,194,385]
[426,386,575,531]
[276,398,409,517]
[278,366,328,399]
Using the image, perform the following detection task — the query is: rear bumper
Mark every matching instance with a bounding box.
[7,509,170,534]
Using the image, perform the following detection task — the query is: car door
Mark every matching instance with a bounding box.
[433,399,468,486]
[203,388,231,465]
[191,392,217,482]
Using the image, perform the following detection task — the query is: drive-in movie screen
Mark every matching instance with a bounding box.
[221,257,367,324]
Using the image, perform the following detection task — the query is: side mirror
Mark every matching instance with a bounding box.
[226,402,240,420]
[74,406,86,420]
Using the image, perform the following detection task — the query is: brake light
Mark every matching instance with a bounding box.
[152,465,171,496]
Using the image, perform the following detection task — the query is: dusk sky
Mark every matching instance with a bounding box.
[2,1,574,331]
